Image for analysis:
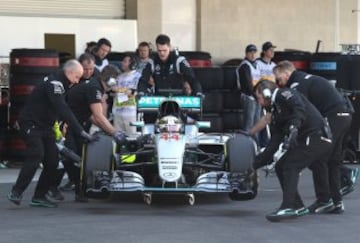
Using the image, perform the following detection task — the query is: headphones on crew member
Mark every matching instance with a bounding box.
[255,80,274,99]
[262,87,272,99]
[106,77,117,87]
[121,53,138,71]
[129,54,138,70]
[135,42,153,57]
[100,64,120,87]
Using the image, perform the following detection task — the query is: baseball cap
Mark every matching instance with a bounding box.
[262,41,276,51]
[245,44,257,53]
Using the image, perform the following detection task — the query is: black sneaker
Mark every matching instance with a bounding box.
[330,201,345,214]
[59,181,75,191]
[340,184,355,196]
[47,187,65,201]
[296,207,310,217]
[30,198,58,208]
[266,208,298,222]
[307,199,334,214]
[7,190,23,206]
[341,167,359,196]
[351,167,359,184]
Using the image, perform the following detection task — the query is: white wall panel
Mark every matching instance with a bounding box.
[0,16,137,57]
[161,0,196,50]
[0,0,125,19]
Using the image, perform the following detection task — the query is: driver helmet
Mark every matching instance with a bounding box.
[157,115,183,133]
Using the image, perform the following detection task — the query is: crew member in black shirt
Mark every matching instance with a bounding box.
[7,60,94,208]
[59,64,126,202]
[253,80,332,222]
[78,53,100,83]
[137,34,202,96]
[274,60,354,213]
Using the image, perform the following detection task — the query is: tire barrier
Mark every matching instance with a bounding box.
[10,49,59,74]
[193,68,243,133]
[336,55,360,90]
[309,52,340,81]
[179,51,212,67]
[222,66,239,90]
[222,111,244,132]
[193,67,224,91]
[222,58,242,67]
[0,128,7,161]
[273,51,311,71]
[8,49,59,163]
[348,94,360,152]
[203,92,223,113]
[0,88,9,129]
[9,49,59,128]
[223,91,242,110]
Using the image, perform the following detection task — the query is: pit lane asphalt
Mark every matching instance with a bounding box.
[0,165,359,243]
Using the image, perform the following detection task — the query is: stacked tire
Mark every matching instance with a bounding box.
[8,48,59,162]
[336,54,360,153]
[194,67,224,132]
[0,88,9,162]
[180,51,212,67]
[273,51,311,71]
[0,88,9,129]
[194,65,244,133]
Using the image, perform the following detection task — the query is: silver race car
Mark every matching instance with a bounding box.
[80,96,258,205]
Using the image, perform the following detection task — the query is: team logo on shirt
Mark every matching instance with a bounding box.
[51,81,65,94]
[281,90,293,100]
[169,64,174,74]
[183,59,190,68]
[96,90,102,100]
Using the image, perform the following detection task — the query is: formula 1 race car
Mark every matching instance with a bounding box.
[80,95,258,205]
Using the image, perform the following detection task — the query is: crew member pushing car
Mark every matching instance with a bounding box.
[58,64,127,202]
[253,80,332,222]
[7,60,94,208]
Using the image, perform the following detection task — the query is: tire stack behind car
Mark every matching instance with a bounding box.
[193,64,245,133]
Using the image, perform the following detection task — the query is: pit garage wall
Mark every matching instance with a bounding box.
[135,0,197,50]
[196,0,359,64]
[0,16,137,57]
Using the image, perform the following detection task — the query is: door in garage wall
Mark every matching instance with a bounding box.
[45,33,75,64]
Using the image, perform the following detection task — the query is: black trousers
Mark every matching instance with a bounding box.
[309,114,352,203]
[13,124,58,198]
[327,113,352,202]
[275,134,332,209]
[60,129,83,194]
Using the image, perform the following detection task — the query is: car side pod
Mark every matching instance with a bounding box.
[195,121,211,129]
[226,133,258,201]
